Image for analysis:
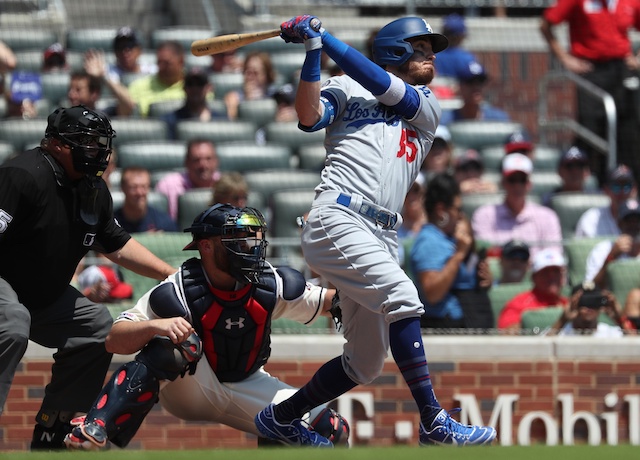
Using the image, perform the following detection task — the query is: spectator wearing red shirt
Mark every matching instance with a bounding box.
[498,248,569,331]
[540,0,640,187]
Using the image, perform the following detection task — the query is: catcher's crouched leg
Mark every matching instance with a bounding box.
[64,333,202,450]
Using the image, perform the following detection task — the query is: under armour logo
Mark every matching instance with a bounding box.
[225,317,245,329]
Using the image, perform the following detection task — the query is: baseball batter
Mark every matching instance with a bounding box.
[64,204,349,450]
[254,16,497,446]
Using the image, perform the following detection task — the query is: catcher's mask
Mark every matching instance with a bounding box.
[183,203,269,283]
[46,105,116,178]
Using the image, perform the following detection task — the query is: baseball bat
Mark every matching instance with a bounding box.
[191,29,280,56]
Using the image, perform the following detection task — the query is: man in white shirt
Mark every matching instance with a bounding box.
[584,198,640,286]
[575,165,637,238]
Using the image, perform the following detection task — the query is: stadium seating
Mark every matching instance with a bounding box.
[209,72,244,98]
[480,144,561,172]
[150,27,214,51]
[0,29,57,51]
[520,306,564,333]
[550,192,611,239]
[607,259,640,307]
[529,171,562,198]
[41,72,71,106]
[215,141,292,172]
[118,232,191,301]
[448,121,524,150]
[270,51,306,82]
[66,28,120,52]
[237,98,278,128]
[176,120,257,144]
[177,189,213,232]
[242,37,289,54]
[110,190,169,213]
[563,236,611,286]
[270,189,316,239]
[264,121,326,154]
[110,118,169,147]
[244,169,320,204]
[117,140,186,171]
[0,118,47,152]
[298,143,326,171]
[488,281,531,328]
[461,192,505,218]
[147,99,185,117]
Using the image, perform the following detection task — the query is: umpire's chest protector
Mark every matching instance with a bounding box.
[180,258,277,382]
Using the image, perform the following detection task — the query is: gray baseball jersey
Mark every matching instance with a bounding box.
[302,74,440,385]
[316,74,440,213]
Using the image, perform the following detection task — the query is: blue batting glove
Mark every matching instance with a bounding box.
[292,15,324,40]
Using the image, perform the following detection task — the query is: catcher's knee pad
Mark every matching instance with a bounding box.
[309,407,350,446]
[135,332,202,382]
[82,360,160,448]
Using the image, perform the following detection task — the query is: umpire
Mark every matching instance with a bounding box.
[0,105,176,449]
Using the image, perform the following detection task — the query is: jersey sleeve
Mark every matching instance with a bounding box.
[543,0,578,24]
[95,189,131,253]
[272,282,326,325]
[0,166,39,244]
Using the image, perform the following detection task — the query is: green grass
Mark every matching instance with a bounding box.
[1,445,638,460]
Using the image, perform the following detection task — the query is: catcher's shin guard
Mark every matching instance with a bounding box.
[79,360,160,448]
[309,407,350,446]
[77,333,202,448]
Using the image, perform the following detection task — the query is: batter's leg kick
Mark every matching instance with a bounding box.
[64,333,202,450]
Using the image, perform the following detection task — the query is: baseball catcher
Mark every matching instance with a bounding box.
[64,204,349,449]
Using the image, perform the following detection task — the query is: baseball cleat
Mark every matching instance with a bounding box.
[63,421,108,451]
[419,409,496,446]
[255,404,333,447]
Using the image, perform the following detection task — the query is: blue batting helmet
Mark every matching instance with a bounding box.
[372,17,448,67]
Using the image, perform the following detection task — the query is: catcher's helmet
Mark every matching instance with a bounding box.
[46,105,116,178]
[372,17,448,67]
[183,204,268,283]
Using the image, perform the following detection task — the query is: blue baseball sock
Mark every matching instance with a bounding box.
[389,317,441,422]
[273,355,357,423]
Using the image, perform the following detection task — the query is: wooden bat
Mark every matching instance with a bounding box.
[191,29,280,56]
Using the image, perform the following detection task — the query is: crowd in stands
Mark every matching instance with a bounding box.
[1,13,640,336]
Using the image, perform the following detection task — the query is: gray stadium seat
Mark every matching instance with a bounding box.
[264,121,325,154]
[271,189,316,239]
[488,281,531,328]
[209,72,244,98]
[244,169,320,204]
[529,172,562,198]
[151,27,213,51]
[298,143,327,171]
[14,51,44,73]
[550,192,611,239]
[41,72,71,105]
[110,118,169,147]
[462,192,505,218]
[117,141,187,171]
[243,37,290,54]
[111,190,169,213]
[520,306,564,333]
[177,189,213,232]
[563,236,610,286]
[607,259,640,309]
[215,141,292,172]
[480,144,562,172]
[66,28,119,52]
[176,120,257,144]
[270,52,306,82]
[148,99,185,117]
[237,98,278,128]
[0,29,57,51]
[448,121,524,150]
[0,118,47,152]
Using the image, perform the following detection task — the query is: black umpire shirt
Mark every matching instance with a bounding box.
[0,148,130,310]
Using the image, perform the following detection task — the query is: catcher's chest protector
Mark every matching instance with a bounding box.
[181,258,277,382]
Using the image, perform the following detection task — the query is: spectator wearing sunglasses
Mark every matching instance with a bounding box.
[497,240,531,285]
[541,146,596,207]
[575,165,638,238]
[471,153,562,258]
[453,148,498,195]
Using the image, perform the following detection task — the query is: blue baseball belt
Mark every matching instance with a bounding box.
[314,191,403,230]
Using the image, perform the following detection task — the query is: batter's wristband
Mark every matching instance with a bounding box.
[305,36,322,51]
[301,48,322,82]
